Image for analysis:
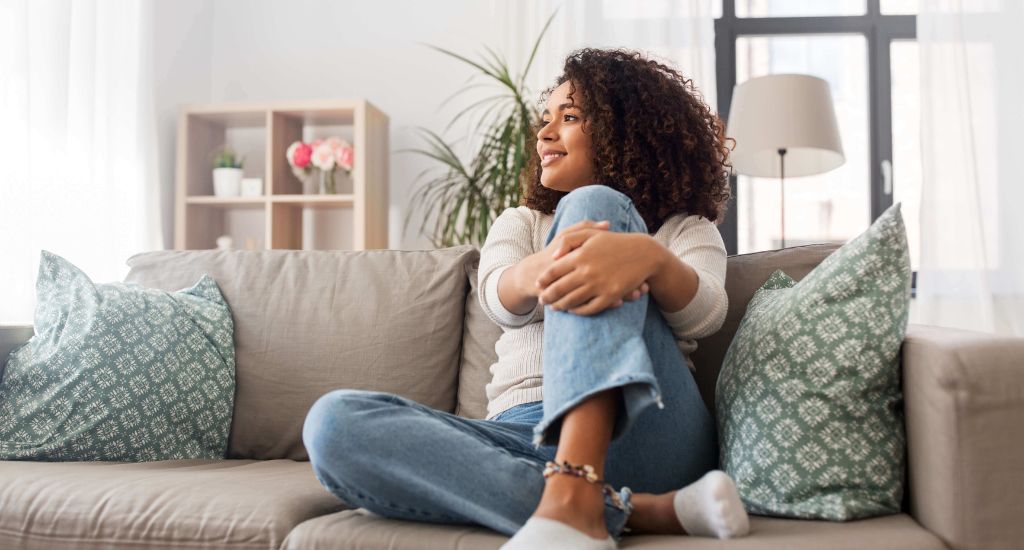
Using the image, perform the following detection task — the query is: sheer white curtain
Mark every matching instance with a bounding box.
[0,0,162,324]
[913,0,1024,336]
[494,0,718,110]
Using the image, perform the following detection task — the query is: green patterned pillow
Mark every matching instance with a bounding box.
[716,203,911,521]
[0,250,235,461]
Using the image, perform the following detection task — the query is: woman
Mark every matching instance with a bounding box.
[303,48,750,549]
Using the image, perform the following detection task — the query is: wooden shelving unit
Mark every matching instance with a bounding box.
[174,99,389,250]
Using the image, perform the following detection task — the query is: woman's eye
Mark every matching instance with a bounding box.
[538,114,577,127]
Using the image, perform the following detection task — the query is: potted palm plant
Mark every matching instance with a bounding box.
[404,13,556,248]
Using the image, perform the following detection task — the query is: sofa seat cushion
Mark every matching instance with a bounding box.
[0,459,345,550]
[283,509,945,549]
[619,514,946,549]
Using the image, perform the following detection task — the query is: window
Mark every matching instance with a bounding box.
[735,34,870,252]
[880,0,919,15]
[889,39,921,269]
[737,0,865,18]
[715,0,918,264]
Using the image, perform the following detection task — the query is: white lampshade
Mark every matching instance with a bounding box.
[726,74,845,178]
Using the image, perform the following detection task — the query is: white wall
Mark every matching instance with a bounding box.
[153,0,214,250]
[153,0,508,250]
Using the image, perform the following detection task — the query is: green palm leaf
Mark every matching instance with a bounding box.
[404,13,555,247]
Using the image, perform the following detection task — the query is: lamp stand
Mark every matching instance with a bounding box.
[778,147,787,249]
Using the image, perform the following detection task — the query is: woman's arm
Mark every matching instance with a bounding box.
[496,262,539,316]
[479,210,615,329]
[478,208,543,329]
[653,217,729,340]
[498,219,620,315]
[536,232,661,315]
[535,216,726,332]
[643,237,701,313]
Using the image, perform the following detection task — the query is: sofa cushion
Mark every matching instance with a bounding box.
[124,246,477,460]
[283,509,945,550]
[1,251,235,462]
[716,204,911,520]
[283,509,500,550]
[0,459,345,550]
[456,264,501,419]
[691,243,840,413]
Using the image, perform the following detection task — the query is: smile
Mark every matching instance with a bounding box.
[541,152,566,167]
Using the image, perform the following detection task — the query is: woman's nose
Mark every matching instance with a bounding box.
[537,122,555,141]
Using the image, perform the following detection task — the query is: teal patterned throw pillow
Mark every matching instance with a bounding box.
[716,203,911,521]
[0,251,235,461]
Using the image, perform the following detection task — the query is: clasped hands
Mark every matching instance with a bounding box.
[522,219,663,316]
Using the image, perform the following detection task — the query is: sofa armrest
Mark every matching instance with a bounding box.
[0,324,33,363]
[903,324,1024,550]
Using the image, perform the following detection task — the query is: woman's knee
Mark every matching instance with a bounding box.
[555,184,647,233]
[302,389,388,471]
[558,184,628,211]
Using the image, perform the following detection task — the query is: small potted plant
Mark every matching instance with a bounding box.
[212,147,244,197]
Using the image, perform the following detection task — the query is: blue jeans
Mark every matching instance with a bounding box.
[302,185,718,538]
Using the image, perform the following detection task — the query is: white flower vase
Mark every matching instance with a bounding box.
[213,168,243,197]
[301,176,317,195]
[319,169,337,194]
[292,167,318,194]
[302,173,318,194]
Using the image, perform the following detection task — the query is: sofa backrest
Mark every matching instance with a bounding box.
[456,265,502,419]
[125,246,478,460]
[457,243,841,419]
[689,243,840,412]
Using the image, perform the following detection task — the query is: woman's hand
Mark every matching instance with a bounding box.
[514,220,650,311]
[514,220,606,296]
[535,229,662,316]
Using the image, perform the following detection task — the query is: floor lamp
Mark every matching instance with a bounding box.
[725,74,845,249]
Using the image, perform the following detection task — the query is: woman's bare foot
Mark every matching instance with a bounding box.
[532,473,609,540]
[627,471,749,538]
[627,492,687,534]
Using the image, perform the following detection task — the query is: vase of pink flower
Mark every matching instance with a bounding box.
[286,137,354,194]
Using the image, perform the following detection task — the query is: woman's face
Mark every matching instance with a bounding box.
[536,80,596,192]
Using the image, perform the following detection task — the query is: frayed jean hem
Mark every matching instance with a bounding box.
[531,374,664,448]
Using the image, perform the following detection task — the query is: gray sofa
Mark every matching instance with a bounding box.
[1,244,1021,550]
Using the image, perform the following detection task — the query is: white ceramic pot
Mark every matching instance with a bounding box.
[213,168,243,197]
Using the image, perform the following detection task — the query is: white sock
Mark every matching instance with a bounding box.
[501,517,617,550]
[672,470,750,539]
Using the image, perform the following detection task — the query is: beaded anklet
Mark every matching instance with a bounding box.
[542,460,627,510]
[543,460,605,484]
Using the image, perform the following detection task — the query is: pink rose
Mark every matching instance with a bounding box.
[336,145,354,171]
[291,143,312,168]
[311,143,336,171]
[325,136,344,151]
[286,141,301,165]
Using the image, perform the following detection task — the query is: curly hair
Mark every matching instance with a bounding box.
[523,48,734,233]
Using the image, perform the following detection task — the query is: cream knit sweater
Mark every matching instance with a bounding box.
[478,205,729,420]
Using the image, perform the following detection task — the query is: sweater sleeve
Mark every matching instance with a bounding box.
[656,216,729,341]
[478,207,543,330]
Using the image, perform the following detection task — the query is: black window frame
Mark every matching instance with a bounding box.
[714,0,917,256]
